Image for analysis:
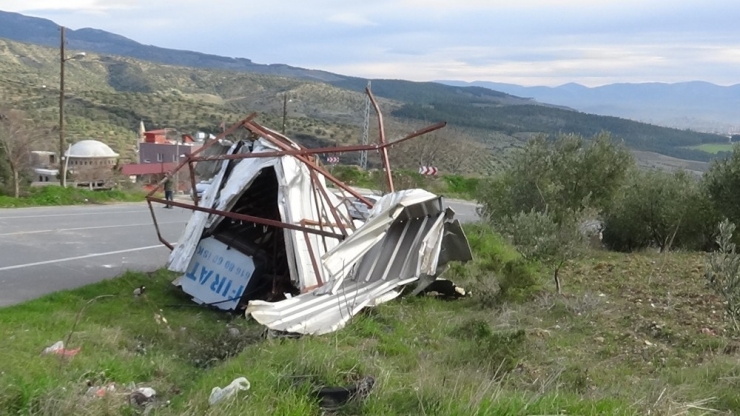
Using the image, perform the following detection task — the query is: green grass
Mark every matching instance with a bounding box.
[331,166,480,200]
[0,186,145,208]
[0,225,738,415]
[687,143,735,154]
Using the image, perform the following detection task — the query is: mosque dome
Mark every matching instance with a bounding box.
[65,140,119,158]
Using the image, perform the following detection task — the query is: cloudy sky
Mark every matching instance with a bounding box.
[2,0,739,87]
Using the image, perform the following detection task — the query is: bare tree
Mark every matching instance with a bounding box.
[0,109,40,197]
[388,125,480,174]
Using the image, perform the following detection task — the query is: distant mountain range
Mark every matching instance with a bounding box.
[437,80,740,133]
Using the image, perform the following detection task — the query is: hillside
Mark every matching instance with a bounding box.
[0,38,502,173]
[0,10,343,83]
[0,9,733,172]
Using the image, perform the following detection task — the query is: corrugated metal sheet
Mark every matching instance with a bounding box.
[247,191,471,335]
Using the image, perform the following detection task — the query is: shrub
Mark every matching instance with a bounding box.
[476,132,633,224]
[602,169,718,252]
[705,219,740,332]
[704,144,740,227]
[454,224,542,304]
[498,210,586,294]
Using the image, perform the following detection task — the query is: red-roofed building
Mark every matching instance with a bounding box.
[121,126,203,190]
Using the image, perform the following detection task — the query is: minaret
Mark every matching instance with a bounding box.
[138,120,146,142]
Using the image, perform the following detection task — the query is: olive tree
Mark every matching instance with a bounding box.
[704,145,740,232]
[477,132,634,225]
[477,132,630,294]
[602,169,718,252]
[0,110,41,197]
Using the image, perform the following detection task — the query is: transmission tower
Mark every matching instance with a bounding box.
[360,81,371,170]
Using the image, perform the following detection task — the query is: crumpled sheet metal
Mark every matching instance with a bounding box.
[166,135,472,335]
[246,189,472,335]
[168,137,349,291]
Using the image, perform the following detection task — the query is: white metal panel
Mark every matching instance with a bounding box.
[167,141,239,272]
[178,237,256,310]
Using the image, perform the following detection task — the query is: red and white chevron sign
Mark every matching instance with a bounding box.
[327,156,339,164]
[419,166,438,175]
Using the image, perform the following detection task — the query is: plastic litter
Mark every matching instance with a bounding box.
[209,377,250,405]
[129,387,157,406]
[137,387,156,398]
[86,383,116,397]
[42,341,81,357]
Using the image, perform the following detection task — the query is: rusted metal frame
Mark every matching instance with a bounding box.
[324,187,357,231]
[329,192,358,231]
[145,113,257,248]
[190,144,380,161]
[366,87,394,193]
[310,167,349,238]
[148,196,344,240]
[146,199,174,250]
[186,121,448,163]
[145,112,257,199]
[299,225,324,291]
[307,172,330,253]
[301,219,349,228]
[244,120,376,208]
[188,159,199,206]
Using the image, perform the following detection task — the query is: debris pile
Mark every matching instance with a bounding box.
[146,88,472,335]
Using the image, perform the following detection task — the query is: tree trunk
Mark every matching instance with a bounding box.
[12,167,19,198]
[554,260,564,295]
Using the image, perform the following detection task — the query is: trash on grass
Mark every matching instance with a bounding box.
[133,285,146,297]
[42,340,81,357]
[86,383,116,398]
[315,376,375,410]
[129,386,157,406]
[209,377,250,405]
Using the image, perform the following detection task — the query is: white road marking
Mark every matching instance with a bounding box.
[0,245,165,272]
[0,221,185,237]
[0,209,147,220]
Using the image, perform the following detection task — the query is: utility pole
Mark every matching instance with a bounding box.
[58,26,85,187]
[59,26,66,187]
[360,81,371,170]
[175,135,180,193]
[281,93,288,134]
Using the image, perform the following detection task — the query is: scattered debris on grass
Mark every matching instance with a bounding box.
[314,375,375,410]
[42,340,80,357]
[209,377,250,405]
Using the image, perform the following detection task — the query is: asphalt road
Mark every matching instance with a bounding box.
[0,198,479,307]
[0,203,192,307]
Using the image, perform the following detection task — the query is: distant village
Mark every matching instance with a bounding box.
[30,122,214,191]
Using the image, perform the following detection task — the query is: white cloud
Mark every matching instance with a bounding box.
[326,12,376,27]
[2,0,740,86]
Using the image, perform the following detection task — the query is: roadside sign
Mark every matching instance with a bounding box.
[180,237,255,310]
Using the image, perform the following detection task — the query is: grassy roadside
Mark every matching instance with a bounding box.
[330,166,480,201]
[0,186,145,208]
[0,225,738,415]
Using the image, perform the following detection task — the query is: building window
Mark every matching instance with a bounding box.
[157,153,163,162]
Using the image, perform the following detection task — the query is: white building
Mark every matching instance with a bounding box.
[66,140,120,188]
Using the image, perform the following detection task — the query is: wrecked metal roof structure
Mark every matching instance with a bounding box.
[145,88,472,335]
